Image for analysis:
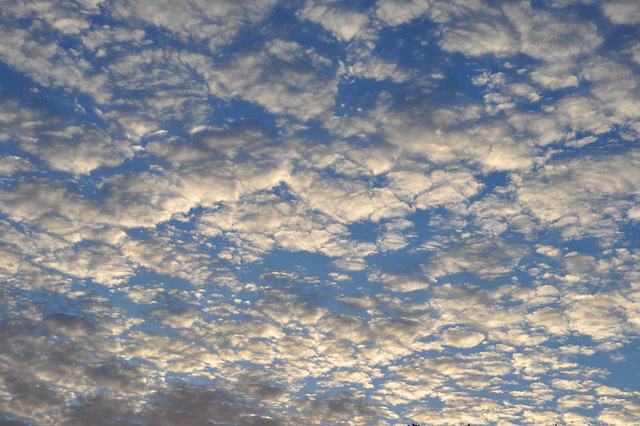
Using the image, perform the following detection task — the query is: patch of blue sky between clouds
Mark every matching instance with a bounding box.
[1,0,640,425]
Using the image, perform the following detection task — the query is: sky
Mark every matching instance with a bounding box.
[1,0,640,424]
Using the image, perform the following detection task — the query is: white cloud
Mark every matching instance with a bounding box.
[503,3,602,62]
[528,307,570,336]
[0,26,111,103]
[530,64,580,89]
[440,21,518,57]
[151,308,203,328]
[564,293,630,342]
[39,243,134,286]
[197,193,378,262]
[287,171,409,223]
[602,0,640,24]
[515,149,640,239]
[100,172,194,228]
[120,284,164,304]
[200,41,338,121]
[423,236,527,280]
[371,270,433,292]
[52,17,90,35]
[111,0,277,50]
[0,155,36,176]
[441,327,485,348]
[2,0,640,424]
[21,124,132,175]
[557,97,614,135]
[376,0,432,26]
[347,55,411,83]
[121,236,216,285]
[299,1,370,42]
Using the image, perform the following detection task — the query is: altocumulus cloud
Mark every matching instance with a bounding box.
[1,0,640,425]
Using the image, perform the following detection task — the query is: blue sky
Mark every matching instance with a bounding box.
[1,0,640,424]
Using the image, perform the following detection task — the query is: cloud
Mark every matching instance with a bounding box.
[437,1,602,94]
[2,0,640,423]
[422,235,527,280]
[0,155,36,176]
[26,123,127,175]
[61,385,284,425]
[441,327,485,348]
[0,95,134,175]
[515,149,640,240]
[371,270,433,292]
[294,391,392,424]
[564,293,631,342]
[120,284,164,304]
[601,0,640,24]
[110,0,277,51]
[121,236,216,285]
[376,0,432,26]
[0,26,111,103]
[527,307,570,336]
[502,3,602,62]
[346,54,411,83]
[200,41,338,121]
[0,180,104,231]
[287,171,410,223]
[440,20,518,57]
[150,307,204,328]
[299,1,370,42]
[43,313,98,338]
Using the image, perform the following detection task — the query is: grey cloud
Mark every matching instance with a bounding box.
[83,362,150,395]
[99,172,195,228]
[147,120,278,168]
[0,179,104,230]
[119,284,164,305]
[61,385,283,425]
[60,393,139,426]
[422,236,527,280]
[146,386,283,426]
[43,313,97,338]
[0,306,139,423]
[294,392,388,423]
[150,307,203,329]
[0,375,66,423]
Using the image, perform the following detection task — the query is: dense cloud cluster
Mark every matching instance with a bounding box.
[1,0,640,424]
